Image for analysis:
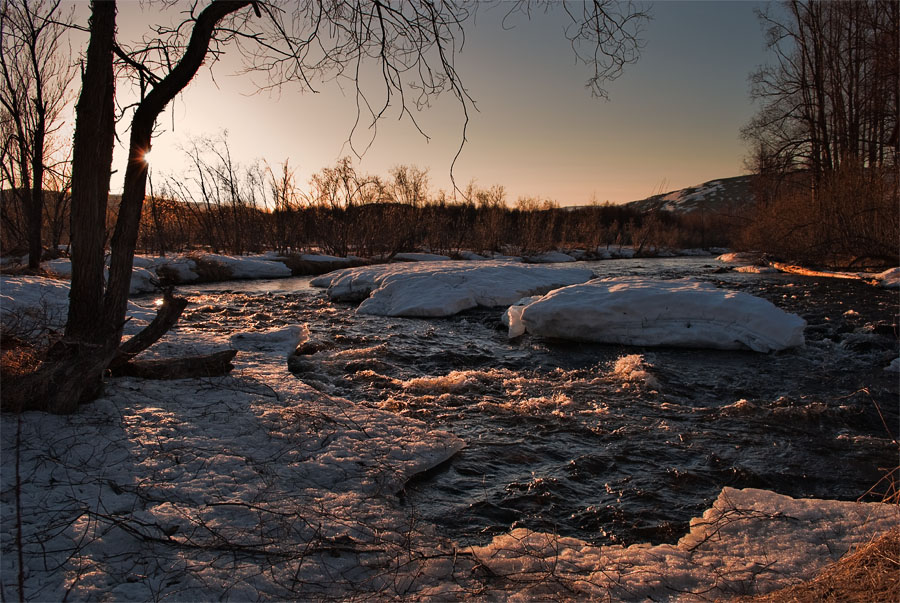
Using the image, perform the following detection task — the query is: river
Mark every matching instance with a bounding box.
[177,257,899,548]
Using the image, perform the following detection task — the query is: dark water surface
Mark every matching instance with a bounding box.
[178,258,899,547]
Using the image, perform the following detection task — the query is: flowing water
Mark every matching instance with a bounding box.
[175,258,899,547]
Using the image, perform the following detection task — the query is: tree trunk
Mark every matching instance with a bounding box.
[27,119,45,270]
[15,0,255,414]
[102,0,252,347]
[66,0,116,346]
[13,0,123,415]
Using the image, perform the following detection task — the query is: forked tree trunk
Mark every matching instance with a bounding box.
[10,0,255,414]
[102,0,252,347]
[66,0,116,347]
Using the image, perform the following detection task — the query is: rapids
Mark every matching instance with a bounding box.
[175,257,899,547]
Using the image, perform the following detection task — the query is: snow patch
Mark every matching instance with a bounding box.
[312,261,593,317]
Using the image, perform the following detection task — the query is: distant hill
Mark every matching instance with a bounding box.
[624,175,754,214]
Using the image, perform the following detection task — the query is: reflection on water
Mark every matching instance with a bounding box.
[178,258,899,546]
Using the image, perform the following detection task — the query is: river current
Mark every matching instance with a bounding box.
[176,257,899,547]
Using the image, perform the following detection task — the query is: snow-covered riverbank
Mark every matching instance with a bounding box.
[1,272,897,600]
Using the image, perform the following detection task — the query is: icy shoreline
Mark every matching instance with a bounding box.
[2,273,897,600]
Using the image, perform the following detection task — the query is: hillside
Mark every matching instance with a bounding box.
[624,175,754,214]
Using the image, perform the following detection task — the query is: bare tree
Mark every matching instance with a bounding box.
[0,0,74,269]
[742,0,899,264]
[6,0,649,413]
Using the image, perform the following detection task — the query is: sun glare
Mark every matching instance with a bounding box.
[140,147,152,165]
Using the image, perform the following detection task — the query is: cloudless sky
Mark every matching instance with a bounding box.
[102,0,770,205]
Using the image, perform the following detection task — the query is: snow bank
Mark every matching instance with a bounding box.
[509,278,806,352]
[875,267,899,289]
[312,261,594,317]
[43,258,73,277]
[43,258,159,295]
[393,252,452,262]
[202,253,293,279]
[458,251,488,261]
[0,275,156,330]
[456,487,897,601]
[156,255,199,282]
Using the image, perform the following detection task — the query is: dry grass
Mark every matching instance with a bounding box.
[738,528,900,603]
[0,344,42,380]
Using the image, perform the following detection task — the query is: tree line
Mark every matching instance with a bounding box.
[742,0,899,266]
[3,137,737,260]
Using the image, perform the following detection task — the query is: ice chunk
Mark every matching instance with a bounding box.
[513,277,806,352]
[229,325,309,356]
[501,295,544,337]
[313,261,593,317]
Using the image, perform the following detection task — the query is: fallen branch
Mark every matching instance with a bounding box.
[769,262,866,281]
[110,349,237,379]
[109,289,188,370]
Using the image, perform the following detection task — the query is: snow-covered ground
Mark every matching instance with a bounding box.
[505,277,807,352]
[311,260,594,317]
[1,274,896,600]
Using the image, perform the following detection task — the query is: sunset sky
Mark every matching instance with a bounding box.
[104,1,770,205]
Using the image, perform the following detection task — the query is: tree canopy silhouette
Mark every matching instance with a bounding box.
[6,0,648,413]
